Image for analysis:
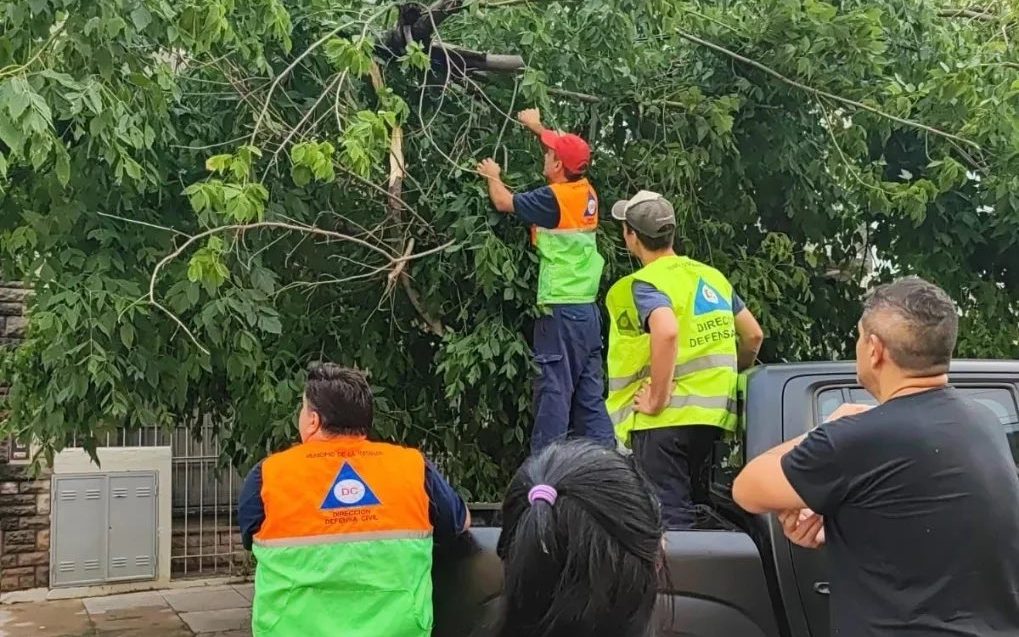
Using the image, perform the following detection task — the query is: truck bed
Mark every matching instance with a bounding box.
[431,527,780,637]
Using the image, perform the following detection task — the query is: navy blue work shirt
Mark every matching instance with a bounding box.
[512,186,560,228]
[633,281,746,332]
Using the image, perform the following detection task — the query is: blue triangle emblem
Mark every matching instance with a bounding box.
[693,278,732,316]
[321,463,381,510]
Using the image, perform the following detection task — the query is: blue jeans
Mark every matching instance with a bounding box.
[531,303,615,453]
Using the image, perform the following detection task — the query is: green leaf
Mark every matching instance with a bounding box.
[123,157,141,180]
[324,37,374,77]
[206,154,232,173]
[291,164,312,187]
[120,322,135,348]
[54,145,70,186]
[186,257,203,283]
[130,5,152,30]
[259,315,282,335]
[7,87,30,121]
[0,115,25,156]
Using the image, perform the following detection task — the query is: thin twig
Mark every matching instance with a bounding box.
[816,100,896,196]
[147,222,397,353]
[170,135,250,151]
[248,7,390,145]
[937,8,999,21]
[262,72,346,181]
[96,212,190,237]
[147,221,454,353]
[675,29,983,150]
[478,0,536,7]
[0,22,67,79]
[548,87,601,103]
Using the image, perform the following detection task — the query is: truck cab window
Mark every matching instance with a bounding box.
[816,386,1019,468]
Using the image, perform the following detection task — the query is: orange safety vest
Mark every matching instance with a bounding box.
[531,179,605,305]
[252,438,434,637]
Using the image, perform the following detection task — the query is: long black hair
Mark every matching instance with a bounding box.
[495,440,665,637]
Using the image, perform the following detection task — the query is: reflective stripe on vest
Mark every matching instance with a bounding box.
[252,439,433,637]
[607,353,737,391]
[605,255,740,445]
[253,529,432,548]
[533,179,605,305]
[609,394,739,426]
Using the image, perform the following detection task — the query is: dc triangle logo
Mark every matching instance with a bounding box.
[693,278,732,316]
[321,463,381,510]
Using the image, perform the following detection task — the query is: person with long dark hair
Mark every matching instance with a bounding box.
[496,440,665,637]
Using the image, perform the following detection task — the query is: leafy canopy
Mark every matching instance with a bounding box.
[1,0,1017,498]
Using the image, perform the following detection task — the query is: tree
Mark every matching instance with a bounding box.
[1,0,1016,499]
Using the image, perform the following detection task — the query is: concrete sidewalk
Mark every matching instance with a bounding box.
[0,584,252,636]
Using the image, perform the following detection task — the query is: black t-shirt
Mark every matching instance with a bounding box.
[782,386,1019,636]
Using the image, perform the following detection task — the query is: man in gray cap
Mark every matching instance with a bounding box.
[604,190,763,528]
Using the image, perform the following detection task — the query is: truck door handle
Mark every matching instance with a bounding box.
[813,581,831,596]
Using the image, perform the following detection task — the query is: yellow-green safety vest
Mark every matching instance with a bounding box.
[606,255,739,446]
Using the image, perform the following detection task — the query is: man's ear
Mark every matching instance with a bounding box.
[869,333,885,369]
[307,409,322,436]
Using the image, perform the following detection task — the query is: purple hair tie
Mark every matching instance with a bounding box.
[528,484,558,506]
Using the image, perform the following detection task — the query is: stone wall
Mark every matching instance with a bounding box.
[0,281,28,346]
[0,468,51,592]
[0,281,48,594]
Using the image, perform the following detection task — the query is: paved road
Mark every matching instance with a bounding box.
[0,585,252,636]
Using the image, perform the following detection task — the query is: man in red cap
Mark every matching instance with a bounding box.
[477,108,613,453]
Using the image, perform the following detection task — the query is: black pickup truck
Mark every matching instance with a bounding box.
[432,360,1019,637]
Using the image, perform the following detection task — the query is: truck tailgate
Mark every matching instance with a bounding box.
[432,527,781,637]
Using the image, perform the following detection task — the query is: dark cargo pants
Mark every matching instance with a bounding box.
[632,425,720,529]
[531,303,615,454]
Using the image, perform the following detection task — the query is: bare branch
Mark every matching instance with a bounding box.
[0,22,67,79]
[937,8,999,20]
[141,219,455,353]
[548,87,602,103]
[249,7,391,145]
[401,268,446,337]
[144,222,395,354]
[96,212,190,238]
[674,29,983,150]
[261,71,348,181]
[370,60,448,336]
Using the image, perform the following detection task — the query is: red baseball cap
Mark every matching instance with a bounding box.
[540,130,591,174]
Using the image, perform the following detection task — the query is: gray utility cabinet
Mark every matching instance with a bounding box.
[51,472,157,587]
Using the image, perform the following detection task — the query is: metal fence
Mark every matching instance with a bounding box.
[71,422,250,579]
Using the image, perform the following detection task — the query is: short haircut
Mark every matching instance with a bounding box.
[624,221,675,252]
[304,363,374,436]
[861,276,958,376]
[564,166,586,181]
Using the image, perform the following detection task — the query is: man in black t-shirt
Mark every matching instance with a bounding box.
[733,276,1019,636]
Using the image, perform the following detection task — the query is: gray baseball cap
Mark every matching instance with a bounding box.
[610,190,676,238]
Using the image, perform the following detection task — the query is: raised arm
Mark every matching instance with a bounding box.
[517,108,546,137]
